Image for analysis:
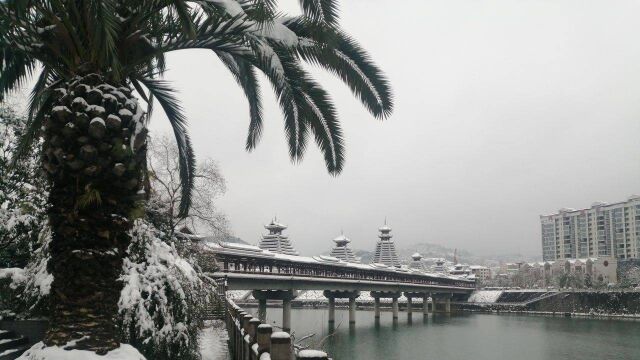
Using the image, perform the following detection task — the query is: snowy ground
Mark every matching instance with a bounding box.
[199,320,230,360]
[18,342,145,360]
[467,290,503,303]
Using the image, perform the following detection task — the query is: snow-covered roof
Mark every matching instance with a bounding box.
[333,233,350,244]
[206,241,474,283]
[264,219,287,230]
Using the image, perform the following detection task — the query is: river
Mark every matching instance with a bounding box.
[255,308,640,360]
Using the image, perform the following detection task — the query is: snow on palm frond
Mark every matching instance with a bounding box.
[2,0,393,207]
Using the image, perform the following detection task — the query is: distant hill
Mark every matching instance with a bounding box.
[203,233,249,245]
[351,242,539,266]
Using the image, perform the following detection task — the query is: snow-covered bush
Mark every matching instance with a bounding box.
[119,220,214,360]
[0,105,48,268]
[0,220,52,318]
[618,261,640,288]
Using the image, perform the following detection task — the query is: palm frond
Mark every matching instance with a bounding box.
[215,51,263,151]
[10,70,59,167]
[89,0,120,72]
[248,40,308,161]
[298,0,340,27]
[285,18,393,118]
[1,0,394,217]
[0,47,35,101]
[246,40,344,172]
[137,77,195,218]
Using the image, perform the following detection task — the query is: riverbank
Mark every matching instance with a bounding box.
[463,289,640,318]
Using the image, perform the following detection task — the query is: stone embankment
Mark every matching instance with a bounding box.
[462,290,640,318]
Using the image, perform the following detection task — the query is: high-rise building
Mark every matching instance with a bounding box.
[258,218,299,256]
[329,233,359,263]
[540,195,640,261]
[372,221,401,267]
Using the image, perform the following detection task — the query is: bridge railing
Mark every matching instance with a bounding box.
[225,297,331,360]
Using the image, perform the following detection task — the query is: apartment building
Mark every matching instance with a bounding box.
[540,195,640,261]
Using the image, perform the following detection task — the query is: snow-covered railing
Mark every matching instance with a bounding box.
[225,298,331,360]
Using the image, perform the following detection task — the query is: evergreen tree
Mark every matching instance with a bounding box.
[0,105,48,268]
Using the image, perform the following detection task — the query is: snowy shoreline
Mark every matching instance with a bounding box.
[461,308,640,321]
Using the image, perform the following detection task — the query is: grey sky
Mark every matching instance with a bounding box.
[149,0,640,257]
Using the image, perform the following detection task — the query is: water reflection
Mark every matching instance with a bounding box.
[257,308,640,360]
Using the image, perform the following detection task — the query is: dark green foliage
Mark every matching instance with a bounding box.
[0,105,48,268]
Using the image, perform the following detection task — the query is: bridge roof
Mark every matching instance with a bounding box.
[205,241,474,284]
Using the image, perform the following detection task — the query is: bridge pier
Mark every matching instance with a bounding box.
[283,298,292,332]
[323,290,360,324]
[370,291,402,321]
[432,293,453,314]
[424,293,430,316]
[405,291,430,318]
[252,290,298,332]
[258,298,267,322]
[349,297,357,324]
[392,298,399,319]
[328,297,336,323]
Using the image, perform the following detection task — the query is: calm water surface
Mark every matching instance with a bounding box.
[257,308,640,360]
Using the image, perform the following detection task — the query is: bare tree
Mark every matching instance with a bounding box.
[147,135,227,236]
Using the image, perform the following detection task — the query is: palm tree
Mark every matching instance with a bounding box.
[0,0,393,354]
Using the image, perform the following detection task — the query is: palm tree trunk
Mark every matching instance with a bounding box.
[41,73,148,354]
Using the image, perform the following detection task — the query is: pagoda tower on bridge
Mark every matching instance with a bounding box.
[329,232,359,263]
[372,220,401,267]
[409,252,426,271]
[258,218,299,256]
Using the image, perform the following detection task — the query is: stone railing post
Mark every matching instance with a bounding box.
[297,350,329,360]
[257,324,273,355]
[237,311,247,359]
[242,314,253,360]
[270,332,292,360]
[248,318,261,360]
[249,318,261,342]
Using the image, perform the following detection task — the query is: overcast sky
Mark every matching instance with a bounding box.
[148,0,640,257]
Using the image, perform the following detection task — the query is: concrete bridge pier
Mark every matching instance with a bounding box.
[349,297,357,324]
[327,297,336,323]
[374,297,381,319]
[432,293,453,314]
[370,291,402,321]
[392,298,399,320]
[405,291,429,320]
[323,290,360,324]
[252,290,298,332]
[283,298,292,332]
[423,293,431,316]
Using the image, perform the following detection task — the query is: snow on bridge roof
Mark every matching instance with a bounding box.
[205,241,474,283]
